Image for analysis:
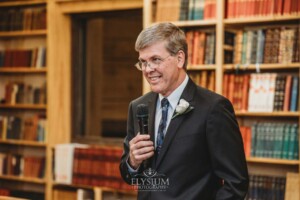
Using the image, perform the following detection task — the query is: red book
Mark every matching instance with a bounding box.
[277,0,284,15]
[244,127,251,157]
[283,75,292,111]
[72,148,80,185]
[241,74,250,111]
[3,50,13,67]
[223,74,229,98]
[198,32,206,64]
[192,31,200,65]
[228,74,235,104]
[283,0,292,15]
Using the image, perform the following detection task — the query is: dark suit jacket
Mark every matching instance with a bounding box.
[120,78,249,200]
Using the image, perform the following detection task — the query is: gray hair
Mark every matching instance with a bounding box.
[135,22,188,69]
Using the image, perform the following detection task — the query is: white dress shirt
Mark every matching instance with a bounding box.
[154,74,189,147]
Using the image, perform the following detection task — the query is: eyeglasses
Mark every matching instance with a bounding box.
[135,55,172,71]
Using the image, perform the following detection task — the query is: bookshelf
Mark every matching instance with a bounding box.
[0,68,47,73]
[0,140,46,147]
[47,0,142,200]
[143,0,222,93]
[143,0,300,199]
[0,0,49,199]
[52,183,136,200]
[0,30,47,37]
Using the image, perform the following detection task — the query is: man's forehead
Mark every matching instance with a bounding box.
[138,42,168,59]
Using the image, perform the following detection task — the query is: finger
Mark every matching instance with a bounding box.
[133,146,155,156]
[134,140,154,149]
[130,134,151,145]
[134,151,155,161]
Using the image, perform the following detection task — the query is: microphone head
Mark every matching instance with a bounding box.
[136,104,149,118]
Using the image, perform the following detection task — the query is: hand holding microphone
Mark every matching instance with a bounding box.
[128,104,154,169]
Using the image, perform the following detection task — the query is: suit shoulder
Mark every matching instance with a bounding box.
[130,91,157,107]
[195,86,230,104]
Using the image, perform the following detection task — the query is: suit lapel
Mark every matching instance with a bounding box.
[147,93,158,147]
[156,79,197,168]
[147,93,158,169]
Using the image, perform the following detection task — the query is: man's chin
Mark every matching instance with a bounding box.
[149,85,162,94]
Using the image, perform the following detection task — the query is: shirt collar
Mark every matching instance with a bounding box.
[158,74,189,110]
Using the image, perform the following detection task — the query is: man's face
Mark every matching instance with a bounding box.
[138,41,184,97]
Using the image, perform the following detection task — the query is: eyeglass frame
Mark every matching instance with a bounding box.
[135,54,173,71]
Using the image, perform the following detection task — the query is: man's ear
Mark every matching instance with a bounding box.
[177,50,185,68]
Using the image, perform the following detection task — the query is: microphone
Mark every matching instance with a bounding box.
[136,104,149,135]
[136,104,150,168]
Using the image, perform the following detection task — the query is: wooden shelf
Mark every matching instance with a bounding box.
[187,64,216,71]
[0,0,46,7]
[0,68,47,74]
[171,19,217,27]
[0,30,47,37]
[247,157,300,165]
[53,183,137,195]
[224,15,300,25]
[0,104,46,110]
[0,140,46,147]
[0,175,46,184]
[224,63,300,70]
[235,111,300,117]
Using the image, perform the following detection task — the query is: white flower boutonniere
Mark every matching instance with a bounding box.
[172,99,194,119]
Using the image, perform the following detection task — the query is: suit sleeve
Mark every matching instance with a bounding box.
[119,102,143,184]
[206,97,249,199]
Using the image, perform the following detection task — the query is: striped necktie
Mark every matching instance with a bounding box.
[156,98,169,155]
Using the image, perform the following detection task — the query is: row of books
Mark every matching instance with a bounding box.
[223,73,299,112]
[0,188,9,196]
[0,47,47,68]
[54,144,132,191]
[0,115,46,142]
[186,30,215,66]
[0,189,45,200]
[245,175,286,200]
[189,70,215,91]
[0,7,46,32]
[0,153,45,178]
[224,26,300,65]
[226,0,300,18]
[156,0,216,22]
[53,188,135,200]
[0,188,43,199]
[1,82,47,105]
[240,123,299,160]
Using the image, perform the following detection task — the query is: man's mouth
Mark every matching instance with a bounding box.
[148,75,161,83]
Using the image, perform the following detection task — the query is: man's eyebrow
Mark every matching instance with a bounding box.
[139,55,160,61]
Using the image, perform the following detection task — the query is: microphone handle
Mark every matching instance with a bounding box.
[138,117,150,168]
[139,117,148,135]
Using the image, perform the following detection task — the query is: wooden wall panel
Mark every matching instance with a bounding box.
[81,10,142,137]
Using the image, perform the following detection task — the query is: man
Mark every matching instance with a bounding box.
[120,22,249,200]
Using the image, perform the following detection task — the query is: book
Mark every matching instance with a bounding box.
[179,0,190,21]
[289,75,299,111]
[229,26,299,65]
[76,188,93,200]
[0,6,46,32]
[283,75,292,111]
[225,0,297,18]
[22,115,39,141]
[54,143,88,184]
[249,122,298,159]
[246,175,286,200]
